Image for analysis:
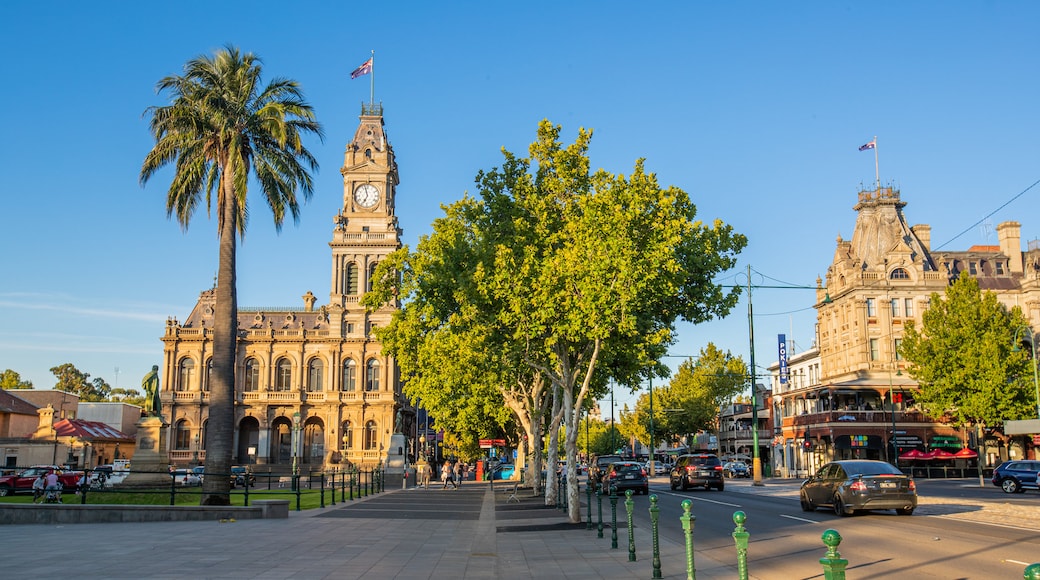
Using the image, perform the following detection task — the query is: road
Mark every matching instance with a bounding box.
[598,476,1040,579]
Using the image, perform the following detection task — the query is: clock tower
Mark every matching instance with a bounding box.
[330,103,402,312]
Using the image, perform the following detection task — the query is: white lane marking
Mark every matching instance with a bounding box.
[779,514,820,524]
[1006,560,1031,566]
[922,515,1038,533]
[652,490,742,507]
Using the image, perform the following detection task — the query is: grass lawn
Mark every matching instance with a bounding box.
[0,484,377,510]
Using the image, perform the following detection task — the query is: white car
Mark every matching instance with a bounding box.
[172,469,201,486]
[644,461,669,476]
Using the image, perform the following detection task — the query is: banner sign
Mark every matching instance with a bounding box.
[479,439,506,449]
[778,334,788,384]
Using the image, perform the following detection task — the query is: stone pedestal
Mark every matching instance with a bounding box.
[383,433,408,488]
[120,415,172,487]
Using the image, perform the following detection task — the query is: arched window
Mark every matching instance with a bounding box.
[175,419,191,450]
[367,262,379,292]
[342,262,359,295]
[307,358,324,392]
[275,358,292,391]
[178,359,195,392]
[244,358,260,392]
[342,359,357,392]
[203,359,212,392]
[889,268,909,280]
[365,359,380,391]
[364,420,378,450]
[341,421,352,449]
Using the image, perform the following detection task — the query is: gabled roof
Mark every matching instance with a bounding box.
[53,418,134,442]
[0,389,40,415]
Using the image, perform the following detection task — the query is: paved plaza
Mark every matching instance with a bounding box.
[0,479,1036,579]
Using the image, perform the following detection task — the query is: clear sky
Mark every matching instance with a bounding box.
[2,2,1038,419]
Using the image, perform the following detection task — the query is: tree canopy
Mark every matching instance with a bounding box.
[900,272,1035,427]
[1,369,33,390]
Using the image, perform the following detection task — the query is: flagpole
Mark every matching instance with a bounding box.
[873,135,880,193]
[369,50,375,108]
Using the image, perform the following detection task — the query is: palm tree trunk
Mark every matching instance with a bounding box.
[201,177,238,505]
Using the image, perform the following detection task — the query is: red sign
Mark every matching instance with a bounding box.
[1032,435,1040,446]
[479,439,506,448]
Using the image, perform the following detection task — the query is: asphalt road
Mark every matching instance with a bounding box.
[605,476,1040,579]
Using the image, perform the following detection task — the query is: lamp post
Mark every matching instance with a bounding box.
[1012,326,1040,420]
[648,376,655,474]
[744,265,764,486]
[291,411,301,489]
[193,433,200,466]
[419,434,426,462]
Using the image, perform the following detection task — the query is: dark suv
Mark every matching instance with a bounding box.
[230,466,256,488]
[991,460,1040,494]
[590,455,624,486]
[670,453,724,491]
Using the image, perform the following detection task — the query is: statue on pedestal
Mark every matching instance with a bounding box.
[142,365,161,417]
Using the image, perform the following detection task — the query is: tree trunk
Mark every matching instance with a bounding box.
[201,176,238,505]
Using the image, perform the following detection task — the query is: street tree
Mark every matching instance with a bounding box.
[900,272,1035,429]
[1,369,33,389]
[651,344,747,446]
[141,46,322,505]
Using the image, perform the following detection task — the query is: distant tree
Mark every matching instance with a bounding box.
[50,363,91,395]
[0,369,33,390]
[653,344,747,445]
[141,46,322,505]
[900,272,1034,426]
[108,388,146,407]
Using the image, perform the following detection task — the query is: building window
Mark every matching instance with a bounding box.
[904,298,914,318]
[364,420,378,450]
[890,298,900,317]
[969,262,978,275]
[307,358,324,392]
[342,359,357,391]
[890,268,909,280]
[178,358,195,392]
[894,338,903,361]
[995,261,1004,275]
[275,358,292,391]
[244,358,260,392]
[342,421,352,449]
[367,262,379,292]
[366,359,380,391]
[203,359,212,392]
[342,262,359,295]
[866,298,876,317]
[175,420,191,450]
[869,338,879,361]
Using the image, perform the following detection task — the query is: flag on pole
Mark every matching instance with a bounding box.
[350,58,373,79]
[858,139,876,151]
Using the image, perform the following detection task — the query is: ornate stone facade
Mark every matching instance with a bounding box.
[159,105,406,470]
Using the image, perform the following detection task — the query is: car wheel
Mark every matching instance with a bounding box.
[642,486,649,495]
[670,479,678,491]
[896,506,914,516]
[800,492,815,512]
[1001,478,1020,494]
[680,478,689,491]
[833,495,851,517]
[716,482,725,492]
[0,485,10,497]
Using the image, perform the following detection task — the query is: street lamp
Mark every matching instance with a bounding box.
[744,265,764,486]
[1012,326,1040,420]
[291,411,301,489]
[419,434,426,462]
[192,433,200,466]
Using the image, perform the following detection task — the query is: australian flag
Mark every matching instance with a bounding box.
[858,139,876,151]
[350,58,373,79]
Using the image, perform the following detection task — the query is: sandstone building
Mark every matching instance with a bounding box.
[159,105,405,470]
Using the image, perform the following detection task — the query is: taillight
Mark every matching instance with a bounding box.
[686,466,695,473]
[608,472,617,479]
[714,465,723,471]
[849,480,867,492]
[640,469,647,477]
[908,480,916,492]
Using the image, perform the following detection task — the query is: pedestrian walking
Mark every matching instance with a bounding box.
[453,461,463,489]
[441,461,453,489]
[32,473,45,504]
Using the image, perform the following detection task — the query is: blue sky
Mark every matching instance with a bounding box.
[2,2,1038,418]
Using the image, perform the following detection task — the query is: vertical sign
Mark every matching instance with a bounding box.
[778,334,788,384]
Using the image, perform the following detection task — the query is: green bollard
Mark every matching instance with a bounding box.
[1024,563,1040,580]
[625,489,636,562]
[819,529,848,580]
[330,471,336,506]
[562,473,568,511]
[650,494,662,579]
[586,480,593,530]
[320,472,326,508]
[732,511,748,580]
[597,482,604,539]
[610,484,619,550]
[681,500,696,580]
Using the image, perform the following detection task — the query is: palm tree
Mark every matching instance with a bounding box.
[141,45,323,505]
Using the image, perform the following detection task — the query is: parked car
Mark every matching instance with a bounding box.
[192,465,206,483]
[723,461,750,478]
[0,465,82,496]
[644,460,669,476]
[800,460,916,516]
[230,466,256,488]
[604,461,649,495]
[991,460,1040,494]
[590,454,624,485]
[670,454,724,491]
[172,468,201,486]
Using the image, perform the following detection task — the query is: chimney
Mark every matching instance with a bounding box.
[911,224,931,251]
[997,221,1022,275]
[302,291,316,312]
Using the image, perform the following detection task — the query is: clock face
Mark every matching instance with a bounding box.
[354,184,379,208]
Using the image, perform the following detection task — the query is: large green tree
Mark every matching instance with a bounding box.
[141,46,322,505]
[900,272,1034,426]
[49,363,112,401]
[1,369,33,390]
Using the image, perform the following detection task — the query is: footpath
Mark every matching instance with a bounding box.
[0,478,1036,579]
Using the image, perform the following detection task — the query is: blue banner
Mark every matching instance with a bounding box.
[778,334,788,384]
